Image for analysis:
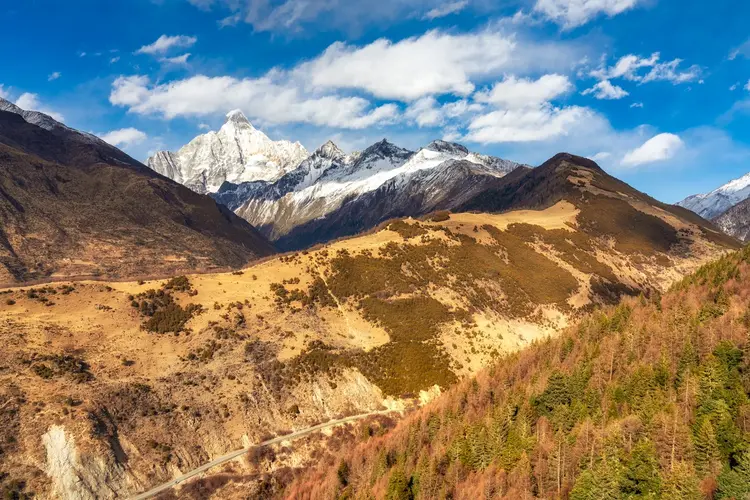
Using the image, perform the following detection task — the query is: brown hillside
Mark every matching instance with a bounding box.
[283,240,750,500]
[0,185,734,498]
[0,110,275,283]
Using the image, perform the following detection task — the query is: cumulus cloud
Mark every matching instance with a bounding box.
[136,35,197,55]
[534,0,641,28]
[465,104,592,143]
[423,0,468,20]
[99,128,148,147]
[294,29,518,101]
[475,74,573,107]
[48,72,61,82]
[404,97,482,127]
[15,93,65,122]
[591,52,701,85]
[0,85,9,100]
[621,133,683,166]
[110,75,399,129]
[582,79,628,99]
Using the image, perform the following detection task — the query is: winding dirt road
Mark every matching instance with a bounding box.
[129,409,398,500]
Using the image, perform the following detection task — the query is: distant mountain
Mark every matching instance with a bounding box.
[713,196,750,241]
[214,137,525,250]
[677,171,750,219]
[147,110,308,194]
[0,105,274,283]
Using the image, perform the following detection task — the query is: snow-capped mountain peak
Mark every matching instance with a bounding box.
[225,108,252,125]
[147,110,309,194]
[315,140,345,160]
[677,172,750,219]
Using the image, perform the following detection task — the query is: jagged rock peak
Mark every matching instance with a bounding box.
[315,140,345,159]
[225,109,252,126]
[363,138,411,158]
[426,140,469,155]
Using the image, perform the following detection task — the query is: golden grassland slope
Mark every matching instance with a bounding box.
[0,192,735,499]
[283,245,750,500]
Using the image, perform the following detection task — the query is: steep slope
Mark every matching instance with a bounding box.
[217,139,526,250]
[0,109,274,283]
[283,245,750,500]
[0,97,143,169]
[0,155,735,498]
[677,171,750,219]
[713,196,750,241]
[147,110,308,194]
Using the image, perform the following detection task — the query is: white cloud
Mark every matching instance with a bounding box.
[79,52,87,57]
[295,29,517,101]
[581,79,628,99]
[423,0,468,20]
[0,85,9,100]
[99,128,148,147]
[14,93,65,122]
[729,38,750,60]
[110,56,121,64]
[191,0,477,34]
[405,97,444,127]
[404,96,482,127]
[465,104,592,143]
[590,151,611,162]
[591,52,701,85]
[475,74,573,108]
[621,133,683,166]
[534,0,641,28]
[160,53,191,66]
[630,102,643,108]
[198,123,211,130]
[110,74,399,129]
[48,72,61,82]
[745,80,750,91]
[136,35,197,55]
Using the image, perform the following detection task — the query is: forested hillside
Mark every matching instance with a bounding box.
[285,246,750,499]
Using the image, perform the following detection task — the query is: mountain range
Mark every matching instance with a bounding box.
[0,98,274,283]
[151,110,526,250]
[0,102,745,500]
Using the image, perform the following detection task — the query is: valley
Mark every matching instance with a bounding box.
[0,149,736,498]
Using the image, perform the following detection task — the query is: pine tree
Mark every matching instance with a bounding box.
[386,469,413,500]
[662,462,702,500]
[621,440,662,498]
[693,418,721,476]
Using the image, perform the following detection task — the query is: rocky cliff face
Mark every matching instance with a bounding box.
[713,196,750,241]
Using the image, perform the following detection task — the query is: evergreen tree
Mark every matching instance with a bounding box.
[386,469,413,500]
[662,462,702,500]
[621,440,662,498]
[693,418,722,476]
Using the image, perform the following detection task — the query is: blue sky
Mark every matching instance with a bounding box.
[1,0,749,203]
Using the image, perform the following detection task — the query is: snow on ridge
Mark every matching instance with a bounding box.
[678,171,750,219]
